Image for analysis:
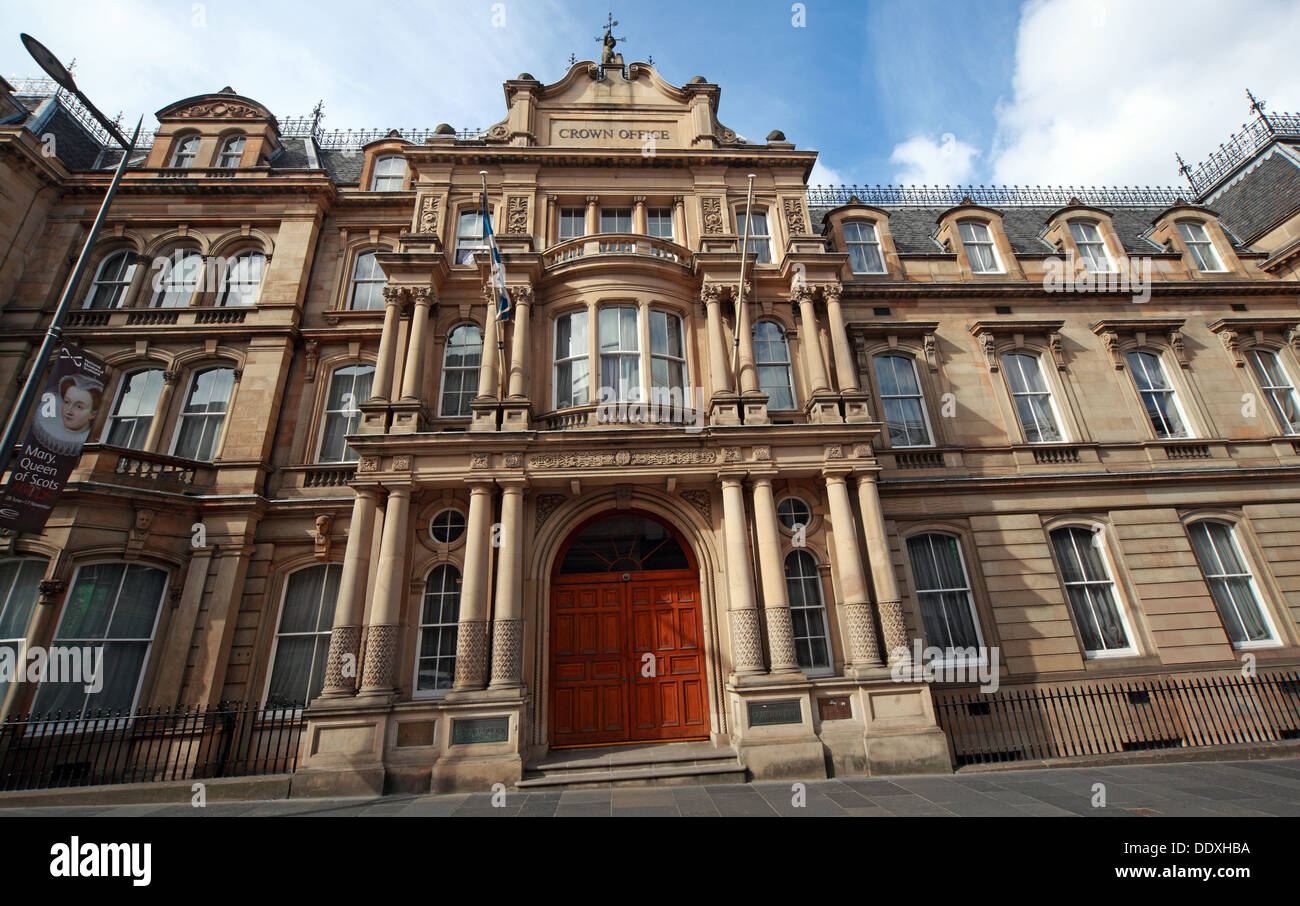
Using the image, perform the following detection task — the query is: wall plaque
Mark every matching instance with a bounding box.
[747,699,802,727]
[451,717,509,745]
[818,696,852,721]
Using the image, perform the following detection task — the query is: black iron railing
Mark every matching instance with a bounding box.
[0,702,304,792]
[1184,111,1300,196]
[933,670,1300,768]
[805,184,1186,208]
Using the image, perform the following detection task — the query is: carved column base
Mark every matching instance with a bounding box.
[320,624,362,697]
[499,399,531,431]
[729,608,766,676]
[708,393,742,426]
[489,618,523,688]
[806,391,845,425]
[469,400,499,433]
[389,400,431,434]
[452,619,490,689]
[841,601,882,668]
[740,391,770,426]
[357,623,400,695]
[841,390,872,424]
[761,606,800,673]
[877,599,911,666]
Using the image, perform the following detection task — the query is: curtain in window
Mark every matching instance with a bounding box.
[105,369,164,450]
[907,534,980,650]
[1188,523,1272,644]
[266,565,340,709]
[1050,527,1129,652]
[0,558,47,704]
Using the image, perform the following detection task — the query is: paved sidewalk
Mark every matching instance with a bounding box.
[2,757,1299,817]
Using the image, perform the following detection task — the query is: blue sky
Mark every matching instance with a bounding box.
[3,0,1296,188]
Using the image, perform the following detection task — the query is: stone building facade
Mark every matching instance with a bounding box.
[1,61,1299,794]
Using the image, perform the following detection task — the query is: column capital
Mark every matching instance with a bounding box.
[466,478,497,493]
[718,471,749,486]
[507,284,533,307]
[408,285,436,307]
[817,282,843,303]
[821,468,852,484]
[747,470,778,485]
[585,195,600,205]
[497,476,529,491]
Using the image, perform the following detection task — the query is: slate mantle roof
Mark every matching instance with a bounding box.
[1202,145,1300,244]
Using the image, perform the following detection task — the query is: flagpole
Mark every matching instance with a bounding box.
[731,173,756,384]
[480,170,506,400]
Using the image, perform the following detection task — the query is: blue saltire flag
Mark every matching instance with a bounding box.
[481,186,510,322]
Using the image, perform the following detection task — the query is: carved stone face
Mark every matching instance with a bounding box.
[316,514,330,534]
[135,510,154,532]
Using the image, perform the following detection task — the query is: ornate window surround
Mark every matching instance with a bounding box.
[969,319,1088,445]
[1091,318,1213,441]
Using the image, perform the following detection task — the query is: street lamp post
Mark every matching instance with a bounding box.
[0,35,143,480]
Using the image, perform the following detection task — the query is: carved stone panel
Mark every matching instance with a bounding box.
[701,197,725,234]
[506,196,530,234]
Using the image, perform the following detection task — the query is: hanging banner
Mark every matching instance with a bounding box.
[0,343,109,533]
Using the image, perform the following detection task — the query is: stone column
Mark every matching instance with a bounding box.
[476,297,501,400]
[795,287,830,394]
[358,485,410,696]
[506,286,532,399]
[370,287,404,402]
[751,475,800,673]
[584,195,599,236]
[822,285,859,392]
[143,369,181,450]
[633,195,647,235]
[672,195,686,245]
[453,481,495,690]
[824,471,881,669]
[735,285,759,396]
[703,285,731,396]
[856,473,909,666]
[399,287,433,402]
[322,487,380,697]
[489,479,526,688]
[721,475,765,677]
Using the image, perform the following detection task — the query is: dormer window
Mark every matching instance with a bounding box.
[1177,221,1224,272]
[958,221,1000,273]
[1069,221,1114,273]
[370,155,407,191]
[844,222,885,274]
[216,135,245,168]
[170,135,200,168]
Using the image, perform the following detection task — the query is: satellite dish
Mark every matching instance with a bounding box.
[20,34,77,92]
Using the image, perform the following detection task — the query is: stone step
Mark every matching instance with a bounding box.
[517,741,748,790]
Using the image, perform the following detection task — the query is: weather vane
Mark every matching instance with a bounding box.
[596,12,626,68]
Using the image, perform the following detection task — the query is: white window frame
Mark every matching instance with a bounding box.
[958,221,1002,274]
[438,323,483,418]
[1002,353,1066,444]
[599,207,633,234]
[646,207,674,240]
[648,309,687,410]
[170,135,200,168]
[1049,525,1139,659]
[553,309,590,410]
[348,250,386,311]
[844,221,886,274]
[558,207,585,241]
[783,550,833,676]
[102,368,165,451]
[83,251,138,310]
[1125,350,1190,439]
[737,209,772,264]
[1187,521,1280,650]
[370,155,407,192]
[413,564,462,697]
[316,364,374,463]
[1177,221,1225,272]
[1069,220,1115,273]
[216,135,245,168]
[905,532,987,665]
[263,564,342,712]
[216,250,265,307]
[170,367,234,462]
[150,250,202,308]
[455,208,489,265]
[873,354,934,448]
[598,306,642,403]
[1249,348,1300,436]
[0,557,47,704]
[753,320,796,410]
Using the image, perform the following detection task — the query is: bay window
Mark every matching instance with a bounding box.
[649,310,686,408]
[554,310,590,409]
[599,306,641,402]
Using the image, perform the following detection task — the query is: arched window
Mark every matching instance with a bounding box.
[599,306,641,403]
[416,565,461,693]
[1125,350,1188,439]
[150,250,202,308]
[170,135,200,168]
[370,155,407,191]
[31,562,167,717]
[1001,353,1062,443]
[844,222,885,274]
[1069,220,1114,273]
[1049,526,1135,656]
[0,557,47,705]
[318,365,374,462]
[906,533,983,652]
[873,354,933,447]
[958,221,1000,273]
[216,135,245,168]
[754,321,795,411]
[83,251,138,309]
[554,310,589,409]
[103,368,165,450]
[217,250,265,306]
[784,550,831,672]
[173,367,234,461]
[440,324,483,417]
[266,564,341,709]
[348,250,386,311]
[1248,349,1300,435]
[558,515,689,574]
[1187,521,1276,647]
[736,208,771,263]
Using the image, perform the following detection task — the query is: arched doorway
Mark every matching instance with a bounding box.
[549,510,708,747]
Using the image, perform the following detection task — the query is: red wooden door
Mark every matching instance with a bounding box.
[551,569,707,747]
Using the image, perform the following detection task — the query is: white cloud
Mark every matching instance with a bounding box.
[889,133,979,185]
[991,0,1300,186]
[809,158,845,187]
